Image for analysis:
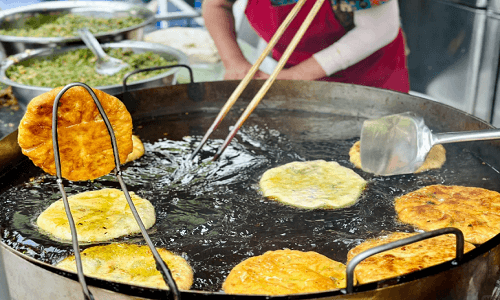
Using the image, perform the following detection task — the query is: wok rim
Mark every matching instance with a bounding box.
[2,233,499,298]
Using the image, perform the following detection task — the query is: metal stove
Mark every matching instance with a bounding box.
[399,0,500,126]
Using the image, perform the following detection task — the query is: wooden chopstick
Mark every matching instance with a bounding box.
[190,0,310,160]
[212,0,326,160]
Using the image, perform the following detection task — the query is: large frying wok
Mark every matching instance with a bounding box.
[1,80,500,299]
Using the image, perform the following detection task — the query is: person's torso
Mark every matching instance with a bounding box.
[244,0,410,93]
[245,0,345,67]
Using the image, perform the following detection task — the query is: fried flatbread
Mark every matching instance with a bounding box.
[125,135,145,163]
[37,188,155,242]
[346,232,475,284]
[222,249,347,295]
[18,86,133,181]
[259,160,366,209]
[395,185,500,244]
[56,243,193,290]
[349,141,446,173]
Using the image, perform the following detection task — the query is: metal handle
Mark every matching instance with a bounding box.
[345,228,466,294]
[52,83,180,300]
[122,64,194,94]
[433,128,500,145]
[78,28,110,63]
[119,64,194,115]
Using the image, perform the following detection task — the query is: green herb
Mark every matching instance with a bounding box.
[6,48,178,87]
[0,14,144,38]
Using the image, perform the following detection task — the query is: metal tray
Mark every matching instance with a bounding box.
[0,40,189,105]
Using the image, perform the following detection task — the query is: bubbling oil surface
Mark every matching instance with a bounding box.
[1,110,499,291]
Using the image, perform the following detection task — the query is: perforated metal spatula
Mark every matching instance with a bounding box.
[360,112,500,176]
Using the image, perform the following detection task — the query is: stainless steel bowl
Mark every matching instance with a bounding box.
[0,1,156,57]
[0,40,189,105]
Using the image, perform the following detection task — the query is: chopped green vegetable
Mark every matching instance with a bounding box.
[0,14,144,38]
[6,48,179,87]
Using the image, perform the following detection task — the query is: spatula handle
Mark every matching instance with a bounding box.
[433,128,500,145]
[78,28,109,62]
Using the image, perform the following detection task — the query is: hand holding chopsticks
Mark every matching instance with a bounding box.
[191,0,326,160]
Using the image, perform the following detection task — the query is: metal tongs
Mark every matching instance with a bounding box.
[360,111,500,176]
[190,0,326,160]
[51,83,180,300]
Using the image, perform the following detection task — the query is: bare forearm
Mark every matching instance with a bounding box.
[277,57,327,80]
[313,0,400,76]
[279,0,400,80]
[202,0,247,68]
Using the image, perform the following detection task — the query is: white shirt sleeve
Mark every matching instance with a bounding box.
[312,0,401,76]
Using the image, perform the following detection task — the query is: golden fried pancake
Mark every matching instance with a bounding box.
[395,185,500,244]
[349,141,446,173]
[125,135,145,163]
[56,243,193,290]
[259,160,366,209]
[37,188,155,242]
[222,249,347,295]
[18,86,133,181]
[346,232,475,284]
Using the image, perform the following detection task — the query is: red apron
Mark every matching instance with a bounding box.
[244,0,410,93]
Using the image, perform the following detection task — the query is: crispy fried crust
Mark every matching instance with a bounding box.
[56,243,193,290]
[349,141,446,173]
[259,160,366,209]
[36,188,155,242]
[346,232,475,284]
[125,135,145,163]
[222,249,347,295]
[395,185,500,244]
[18,86,133,181]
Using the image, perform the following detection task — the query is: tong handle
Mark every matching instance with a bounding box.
[52,82,180,300]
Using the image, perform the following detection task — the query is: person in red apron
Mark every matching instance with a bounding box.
[202,0,409,93]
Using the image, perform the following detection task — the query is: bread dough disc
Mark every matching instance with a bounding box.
[349,141,446,174]
[37,188,155,242]
[56,243,193,290]
[222,249,347,295]
[144,27,220,64]
[125,135,145,163]
[259,160,366,209]
[18,86,133,181]
[395,185,500,244]
[346,232,475,284]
